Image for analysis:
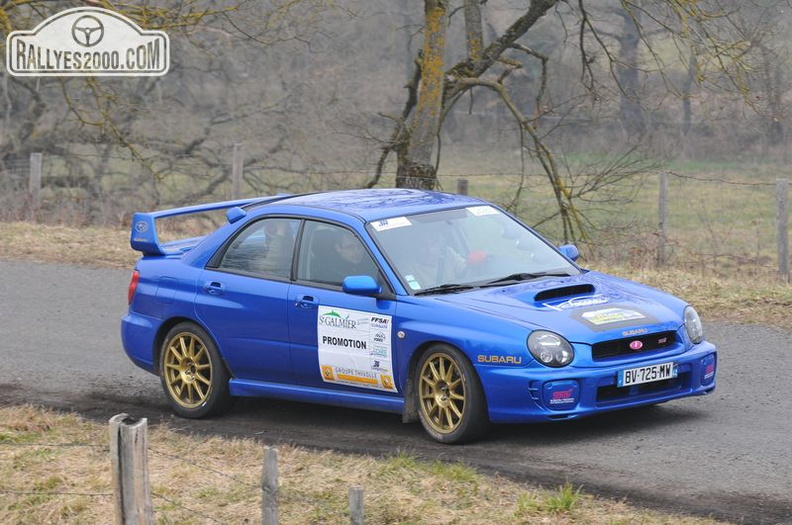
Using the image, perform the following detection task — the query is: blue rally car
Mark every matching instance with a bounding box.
[122,189,717,444]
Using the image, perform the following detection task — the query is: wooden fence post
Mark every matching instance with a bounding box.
[657,171,669,267]
[456,178,469,195]
[232,143,244,199]
[778,178,789,283]
[262,446,279,525]
[109,414,153,525]
[349,486,364,525]
[28,152,42,218]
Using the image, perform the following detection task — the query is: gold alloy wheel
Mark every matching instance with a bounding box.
[163,331,213,409]
[418,352,466,434]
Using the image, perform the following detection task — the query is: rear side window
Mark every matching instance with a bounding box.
[218,218,299,278]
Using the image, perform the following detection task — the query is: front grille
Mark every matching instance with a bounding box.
[591,331,676,360]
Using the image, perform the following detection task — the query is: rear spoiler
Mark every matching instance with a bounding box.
[130,197,276,256]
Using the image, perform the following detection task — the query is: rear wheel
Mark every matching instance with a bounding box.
[416,345,489,444]
[160,322,232,418]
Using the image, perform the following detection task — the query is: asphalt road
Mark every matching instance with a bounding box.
[1,259,790,524]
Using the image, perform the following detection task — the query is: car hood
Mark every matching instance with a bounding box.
[432,271,686,344]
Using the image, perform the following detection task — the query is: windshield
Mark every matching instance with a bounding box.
[368,205,580,293]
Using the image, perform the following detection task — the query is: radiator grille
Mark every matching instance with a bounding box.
[591,331,676,360]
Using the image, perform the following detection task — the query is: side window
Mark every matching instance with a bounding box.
[297,222,378,286]
[218,218,298,278]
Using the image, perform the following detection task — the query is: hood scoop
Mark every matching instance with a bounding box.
[534,284,595,303]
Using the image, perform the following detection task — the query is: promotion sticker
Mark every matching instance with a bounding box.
[317,306,396,392]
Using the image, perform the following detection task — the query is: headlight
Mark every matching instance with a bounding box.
[684,306,704,344]
[527,331,574,367]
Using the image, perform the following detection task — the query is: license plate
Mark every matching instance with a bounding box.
[618,362,677,387]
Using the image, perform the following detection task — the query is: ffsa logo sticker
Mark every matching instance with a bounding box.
[6,7,169,76]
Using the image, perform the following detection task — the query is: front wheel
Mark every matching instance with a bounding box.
[159,322,233,418]
[416,345,489,444]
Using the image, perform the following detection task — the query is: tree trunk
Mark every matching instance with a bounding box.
[682,49,697,137]
[760,45,785,147]
[396,0,448,189]
[617,7,645,137]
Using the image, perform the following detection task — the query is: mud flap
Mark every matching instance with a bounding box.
[401,377,418,423]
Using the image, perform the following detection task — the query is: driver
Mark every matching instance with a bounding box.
[405,228,465,290]
[328,230,378,284]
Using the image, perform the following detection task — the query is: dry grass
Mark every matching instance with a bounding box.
[0,405,728,525]
[586,263,792,331]
[0,222,137,269]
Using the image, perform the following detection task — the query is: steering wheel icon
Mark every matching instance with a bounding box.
[72,15,105,47]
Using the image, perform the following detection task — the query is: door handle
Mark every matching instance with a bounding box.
[296,295,318,309]
[203,281,225,296]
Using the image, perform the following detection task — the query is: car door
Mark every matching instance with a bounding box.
[288,220,399,394]
[195,217,300,383]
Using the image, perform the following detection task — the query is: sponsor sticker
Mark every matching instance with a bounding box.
[544,294,609,311]
[543,380,580,410]
[6,7,170,76]
[467,205,500,216]
[581,307,646,326]
[549,388,576,406]
[371,217,411,232]
[317,307,396,392]
[477,354,523,365]
[405,275,422,290]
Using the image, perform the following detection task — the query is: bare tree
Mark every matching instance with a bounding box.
[0,0,343,220]
[371,0,768,242]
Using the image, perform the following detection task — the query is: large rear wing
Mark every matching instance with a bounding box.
[130,197,275,256]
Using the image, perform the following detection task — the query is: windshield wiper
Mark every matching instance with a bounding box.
[414,283,476,296]
[481,271,572,287]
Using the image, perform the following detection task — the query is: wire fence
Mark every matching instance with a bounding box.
[0,158,33,215]
[1,151,789,280]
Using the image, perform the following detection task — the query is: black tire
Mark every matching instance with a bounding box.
[416,344,489,444]
[159,322,233,418]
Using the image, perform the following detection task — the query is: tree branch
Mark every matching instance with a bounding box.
[456,77,587,242]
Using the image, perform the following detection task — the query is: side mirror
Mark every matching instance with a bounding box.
[558,244,580,262]
[342,275,382,296]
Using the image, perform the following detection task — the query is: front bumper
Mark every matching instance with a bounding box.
[480,341,717,424]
